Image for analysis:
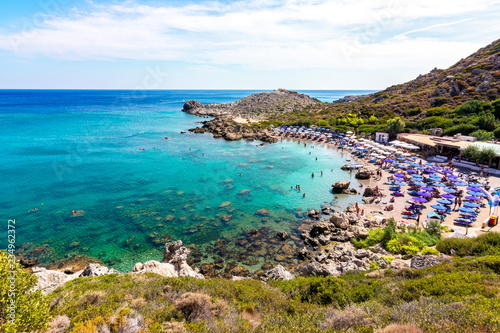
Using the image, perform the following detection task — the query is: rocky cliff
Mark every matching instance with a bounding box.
[182,88,321,120]
[188,117,278,142]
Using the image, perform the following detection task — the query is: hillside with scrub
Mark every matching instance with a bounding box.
[260,38,500,140]
[2,229,500,332]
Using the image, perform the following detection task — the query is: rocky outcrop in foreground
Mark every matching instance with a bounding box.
[32,241,203,294]
[182,89,321,120]
[133,240,204,279]
[189,117,278,143]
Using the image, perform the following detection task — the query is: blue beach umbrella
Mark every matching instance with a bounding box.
[453,181,467,186]
[426,162,435,165]
[437,199,453,205]
[410,163,419,167]
[418,191,432,197]
[443,188,457,193]
[394,182,406,186]
[384,158,393,162]
[407,169,417,173]
[396,157,406,161]
[411,174,423,178]
[459,207,476,213]
[441,193,456,199]
[463,202,480,208]
[413,182,425,186]
[433,183,446,187]
[442,169,453,174]
[465,195,481,201]
[469,183,482,187]
[420,186,435,191]
[425,169,435,173]
[398,165,408,169]
[417,166,426,170]
[466,186,482,191]
[468,191,485,197]
[394,173,405,178]
[413,197,427,203]
[431,204,448,211]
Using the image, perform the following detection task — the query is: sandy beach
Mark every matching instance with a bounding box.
[354,157,500,237]
[276,129,499,237]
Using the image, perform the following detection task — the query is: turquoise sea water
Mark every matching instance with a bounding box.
[0,90,373,272]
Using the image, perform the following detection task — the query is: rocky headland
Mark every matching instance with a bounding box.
[183,89,321,142]
[188,116,278,142]
[182,88,321,120]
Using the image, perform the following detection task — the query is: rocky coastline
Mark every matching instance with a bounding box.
[188,116,278,143]
[183,89,320,142]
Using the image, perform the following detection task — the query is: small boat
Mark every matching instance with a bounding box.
[341,163,364,170]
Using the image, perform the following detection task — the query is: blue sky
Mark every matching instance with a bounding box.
[0,0,499,89]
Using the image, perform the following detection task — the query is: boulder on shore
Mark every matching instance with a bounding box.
[355,167,372,180]
[262,265,295,281]
[332,180,350,193]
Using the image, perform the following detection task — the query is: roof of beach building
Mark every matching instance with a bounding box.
[398,133,471,149]
[471,142,500,156]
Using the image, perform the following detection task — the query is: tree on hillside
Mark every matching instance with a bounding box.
[456,100,484,115]
[470,129,494,141]
[477,113,497,131]
[492,98,500,119]
[386,117,405,139]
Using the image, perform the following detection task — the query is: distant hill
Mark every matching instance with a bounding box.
[314,38,500,119]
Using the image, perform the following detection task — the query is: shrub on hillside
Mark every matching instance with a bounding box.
[443,123,478,136]
[435,233,500,257]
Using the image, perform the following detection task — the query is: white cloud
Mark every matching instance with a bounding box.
[0,0,499,74]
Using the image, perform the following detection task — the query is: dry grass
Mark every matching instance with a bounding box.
[174,292,213,322]
[45,315,71,333]
[320,304,371,330]
[376,324,424,333]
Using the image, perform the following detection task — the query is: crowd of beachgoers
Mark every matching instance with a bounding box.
[273,125,500,235]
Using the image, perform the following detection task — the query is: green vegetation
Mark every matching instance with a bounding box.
[352,219,441,255]
[0,250,50,333]
[436,232,500,256]
[386,117,405,139]
[40,254,500,332]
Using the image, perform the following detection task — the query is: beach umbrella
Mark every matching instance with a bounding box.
[425,169,435,173]
[411,174,423,177]
[413,197,427,203]
[410,163,419,167]
[442,169,453,174]
[448,174,459,178]
[463,202,480,208]
[384,158,393,162]
[466,186,482,191]
[394,182,406,186]
[413,182,426,186]
[426,162,435,165]
[433,183,446,187]
[468,191,485,197]
[394,173,405,178]
[437,199,453,205]
[396,157,406,161]
[443,188,457,193]
[418,191,432,197]
[453,181,467,186]
[431,204,448,211]
[441,193,456,199]
[407,169,417,173]
[398,165,408,169]
[465,195,481,201]
[417,166,426,170]
[420,186,435,191]
[459,207,476,213]
[469,183,482,187]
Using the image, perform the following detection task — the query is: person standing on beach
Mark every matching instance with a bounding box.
[311,172,315,178]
